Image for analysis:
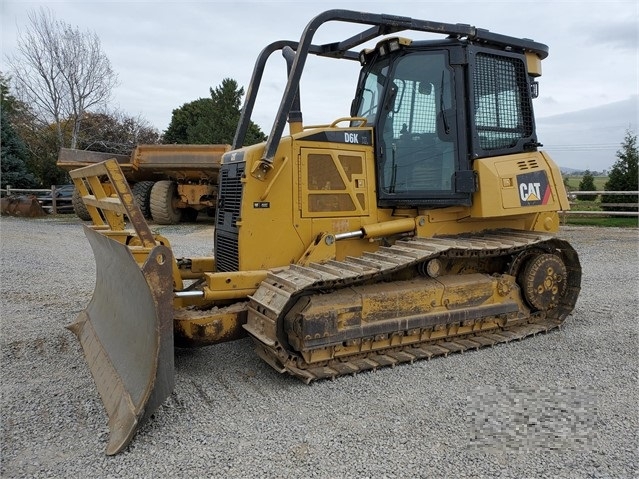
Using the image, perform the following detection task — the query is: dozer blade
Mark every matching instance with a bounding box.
[68,226,175,455]
[67,158,179,454]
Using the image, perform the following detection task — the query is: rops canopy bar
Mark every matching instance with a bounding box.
[232,9,549,171]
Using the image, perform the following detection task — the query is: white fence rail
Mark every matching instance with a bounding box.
[564,191,639,218]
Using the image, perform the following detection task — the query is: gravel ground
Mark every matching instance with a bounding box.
[1,216,637,478]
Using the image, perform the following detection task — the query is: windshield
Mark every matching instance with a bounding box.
[376,51,456,195]
[355,57,390,124]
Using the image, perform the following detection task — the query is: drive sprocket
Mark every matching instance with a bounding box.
[519,253,567,311]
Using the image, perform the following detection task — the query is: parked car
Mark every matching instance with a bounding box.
[38,184,75,214]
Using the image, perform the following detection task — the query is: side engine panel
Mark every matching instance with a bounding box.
[470,151,569,221]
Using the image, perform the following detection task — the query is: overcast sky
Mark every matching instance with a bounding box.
[2,0,637,170]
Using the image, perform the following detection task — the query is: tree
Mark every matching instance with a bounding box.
[4,70,70,186]
[577,170,596,201]
[7,8,118,150]
[1,73,38,188]
[602,130,638,212]
[1,108,38,189]
[18,119,69,186]
[1,72,23,116]
[163,78,266,146]
[77,110,161,154]
[163,98,214,144]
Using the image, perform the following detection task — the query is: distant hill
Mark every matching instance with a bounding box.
[560,167,583,175]
[560,167,608,176]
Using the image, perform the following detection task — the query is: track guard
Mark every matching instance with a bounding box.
[68,226,175,455]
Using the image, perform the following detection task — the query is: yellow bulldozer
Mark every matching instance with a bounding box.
[68,10,582,455]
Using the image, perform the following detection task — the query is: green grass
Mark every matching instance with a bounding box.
[562,216,638,227]
[565,176,608,191]
[568,200,601,211]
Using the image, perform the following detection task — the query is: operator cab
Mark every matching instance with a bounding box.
[352,37,540,208]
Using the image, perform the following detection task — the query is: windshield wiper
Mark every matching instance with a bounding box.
[440,71,450,135]
[389,142,398,193]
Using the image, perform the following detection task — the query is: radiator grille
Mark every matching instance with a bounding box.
[215,161,244,272]
[216,163,244,228]
[215,231,240,272]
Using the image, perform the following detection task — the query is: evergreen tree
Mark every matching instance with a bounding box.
[1,74,38,188]
[1,72,20,115]
[577,170,596,201]
[602,131,638,212]
[1,108,38,188]
[209,79,247,145]
[163,78,266,146]
[164,98,214,144]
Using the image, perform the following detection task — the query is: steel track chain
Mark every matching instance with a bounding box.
[247,230,581,382]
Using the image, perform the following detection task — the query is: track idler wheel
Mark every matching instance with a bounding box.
[519,253,567,311]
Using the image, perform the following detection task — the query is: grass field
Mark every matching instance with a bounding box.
[562,215,638,227]
[564,176,608,191]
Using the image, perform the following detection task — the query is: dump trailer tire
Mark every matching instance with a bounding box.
[72,188,91,221]
[150,180,181,225]
[132,181,154,219]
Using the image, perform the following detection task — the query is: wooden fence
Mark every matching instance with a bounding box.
[565,191,639,218]
[2,185,638,218]
[1,185,72,215]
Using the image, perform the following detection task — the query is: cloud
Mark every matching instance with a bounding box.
[582,19,639,51]
[2,0,638,163]
[537,96,638,170]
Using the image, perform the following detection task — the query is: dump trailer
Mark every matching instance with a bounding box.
[68,10,582,455]
[58,143,230,223]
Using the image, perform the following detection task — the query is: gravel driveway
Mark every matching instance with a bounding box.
[1,216,637,478]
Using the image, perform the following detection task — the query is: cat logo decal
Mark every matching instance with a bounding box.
[517,171,551,206]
